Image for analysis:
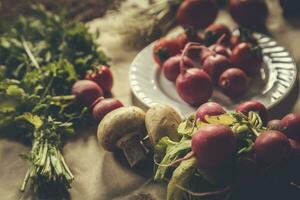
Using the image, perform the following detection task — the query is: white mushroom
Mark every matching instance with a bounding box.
[145,104,182,146]
[97,106,147,167]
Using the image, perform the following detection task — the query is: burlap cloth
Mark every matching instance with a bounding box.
[0,0,300,200]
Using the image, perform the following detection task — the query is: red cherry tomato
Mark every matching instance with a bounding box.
[153,37,181,67]
[85,65,113,94]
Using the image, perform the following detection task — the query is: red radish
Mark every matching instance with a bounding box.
[176,0,218,30]
[235,157,259,185]
[229,0,268,28]
[204,23,231,45]
[236,100,268,124]
[218,68,248,98]
[199,47,214,64]
[192,124,236,168]
[71,80,103,107]
[153,37,181,67]
[230,42,262,76]
[176,42,213,106]
[176,30,204,60]
[92,98,123,122]
[85,65,113,94]
[209,44,232,58]
[229,35,241,49]
[163,55,194,82]
[289,139,300,158]
[267,119,282,131]
[254,130,291,164]
[279,113,300,142]
[229,29,258,49]
[176,68,212,106]
[176,32,190,49]
[202,53,232,84]
[196,102,226,121]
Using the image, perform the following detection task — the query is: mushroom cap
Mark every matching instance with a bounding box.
[145,104,182,145]
[97,106,146,151]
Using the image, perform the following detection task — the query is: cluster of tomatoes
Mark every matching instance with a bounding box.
[71,65,123,122]
[153,23,263,106]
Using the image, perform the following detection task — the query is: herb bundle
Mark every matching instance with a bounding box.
[0,5,108,194]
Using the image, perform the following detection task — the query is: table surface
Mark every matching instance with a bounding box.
[1,0,300,200]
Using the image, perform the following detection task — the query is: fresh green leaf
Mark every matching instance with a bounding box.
[154,137,192,181]
[167,158,197,200]
[16,113,43,129]
[204,114,236,126]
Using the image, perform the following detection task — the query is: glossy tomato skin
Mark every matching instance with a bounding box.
[202,54,232,84]
[192,124,236,168]
[176,68,213,106]
[229,0,268,28]
[279,113,300,142]
[176,0,219,30]
[218,68,248,98]
[254,131,291,164]
[163,55,194,82]
[85,65,113,94]
[204,23,231,45]
[153,37,181,67]
[236,100,268,124]
[230,42,262,76]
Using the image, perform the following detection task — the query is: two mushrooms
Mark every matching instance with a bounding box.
[97,104,182,167]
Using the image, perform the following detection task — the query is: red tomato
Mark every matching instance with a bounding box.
[153,37,181,67]
[85,65,113,94]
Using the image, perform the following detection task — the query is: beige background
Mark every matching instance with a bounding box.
[0,0,300,200]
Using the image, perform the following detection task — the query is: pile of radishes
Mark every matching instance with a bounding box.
[71,65,123,122]
[195,100,300,167]
[153,22,263,106]
[154,100,300,199]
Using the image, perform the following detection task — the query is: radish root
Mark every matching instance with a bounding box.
[180,42,208,74]
[290,182,300,190]
[164,177,233,197]
[154,151,195,167]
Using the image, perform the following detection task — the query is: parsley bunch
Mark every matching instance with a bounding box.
[0,5,108,195]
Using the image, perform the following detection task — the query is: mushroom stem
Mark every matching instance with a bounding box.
[117,133,148,167]
[140,135,153,153]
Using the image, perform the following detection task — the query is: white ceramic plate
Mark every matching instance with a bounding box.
[129,33,297,116]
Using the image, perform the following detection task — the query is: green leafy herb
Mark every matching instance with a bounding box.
[0,5,108,195]
[166,158,197,200]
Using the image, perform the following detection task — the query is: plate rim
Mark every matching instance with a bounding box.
[129,32,298,112]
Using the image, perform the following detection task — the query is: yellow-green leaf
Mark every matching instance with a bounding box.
[16,113,43,129]
[6,85,25,96]
[205,114,235,125]
[196,120,210,128]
